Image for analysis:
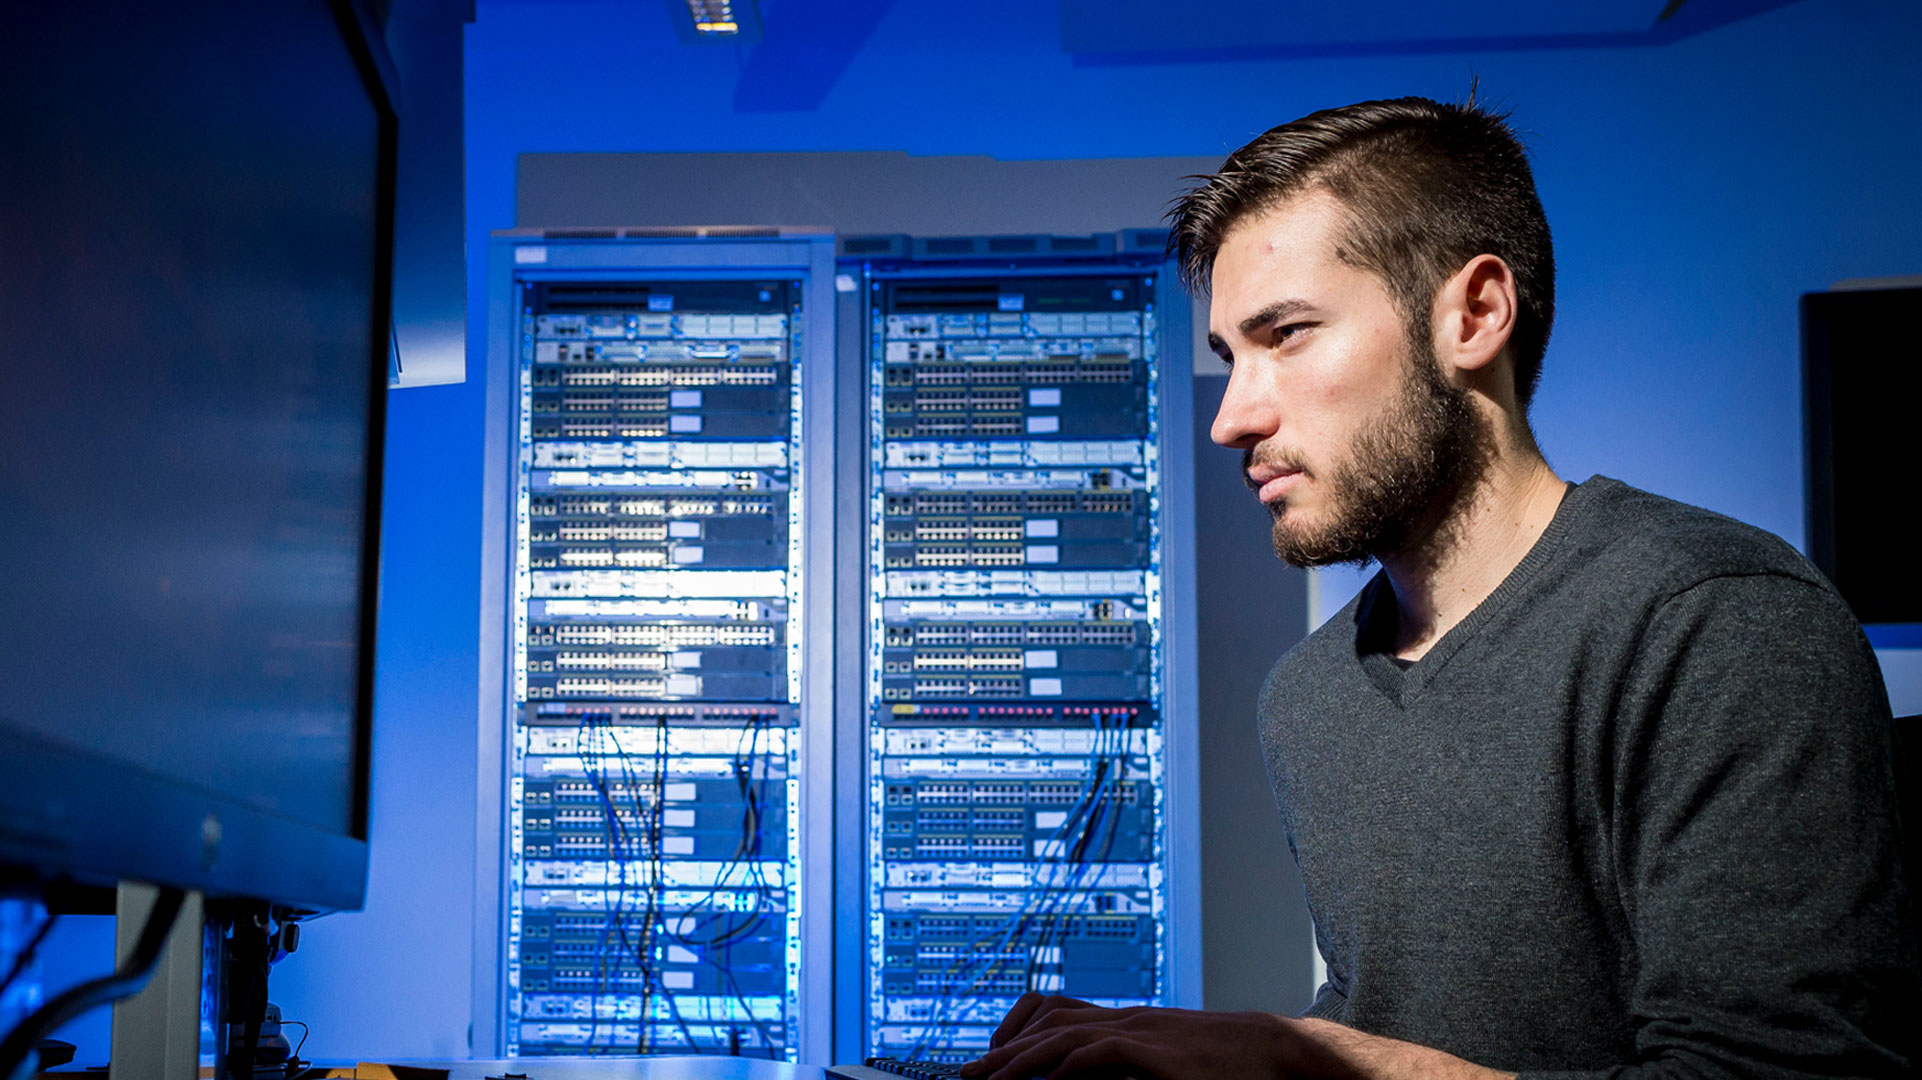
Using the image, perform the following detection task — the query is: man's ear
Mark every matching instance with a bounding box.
[1435,254,1518,376]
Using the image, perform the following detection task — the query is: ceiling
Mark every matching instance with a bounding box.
[709,0,1812,111]
[1059,0,1811,62]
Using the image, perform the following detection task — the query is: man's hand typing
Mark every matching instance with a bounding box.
[958,991,1514,1080]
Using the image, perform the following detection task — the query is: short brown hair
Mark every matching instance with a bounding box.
[1168,97,1556,411]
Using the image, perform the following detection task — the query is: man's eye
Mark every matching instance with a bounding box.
[1273,322,1310,344]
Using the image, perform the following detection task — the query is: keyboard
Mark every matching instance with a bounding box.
[826,1059,969,1080]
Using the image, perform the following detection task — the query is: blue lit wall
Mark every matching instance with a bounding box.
[72,0,1921,1065]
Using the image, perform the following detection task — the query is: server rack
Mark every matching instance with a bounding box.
[480,232,837,1062]
[842,232,1201,1061]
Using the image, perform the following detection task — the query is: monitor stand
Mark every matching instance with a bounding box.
[109,884,206,1080]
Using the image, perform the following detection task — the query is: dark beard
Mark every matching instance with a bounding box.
[1245,334,1487,569]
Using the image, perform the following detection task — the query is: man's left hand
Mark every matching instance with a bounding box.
[958,995,1515,1080]
[960,1000,1315,1080]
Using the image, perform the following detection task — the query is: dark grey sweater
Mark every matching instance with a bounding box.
[1259,476,1919,1078]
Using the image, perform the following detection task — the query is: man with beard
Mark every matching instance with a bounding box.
[962,98,1917,1079]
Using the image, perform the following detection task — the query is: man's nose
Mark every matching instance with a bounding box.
[1210,366,1275,449]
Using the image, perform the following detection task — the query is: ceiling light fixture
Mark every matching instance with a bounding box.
[680,0,761,39]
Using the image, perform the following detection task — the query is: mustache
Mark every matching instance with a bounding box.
[1241,447,1306,492]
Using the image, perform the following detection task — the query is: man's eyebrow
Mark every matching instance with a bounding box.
[1209,299,1316,360]
[1237,298,1315,339]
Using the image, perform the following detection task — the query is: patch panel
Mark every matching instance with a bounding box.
[522,702,790,732]
[879,778,1145,809]
[883,913,1152,945]
[883,469,1147,498]
[886,364,1136,389]
[538,647,771,671]
[534,310,789,341]
[883,338,1141,365]
[873,702,1161,731]
[533,541,782,572]
[535,469,781,493]
[886,490,1135,516]
[538,342,787,365]
[545,675,691,698]
[878,724,1152,758]
[534,624,777,648]
[882,440,1144,470]
[524,860,788,890]
[885,597,1147,622]
[518,1024,779,1057]
[536,598,773,621]
[529,964,782,1000]
[532,495,777,519]
[880,890,1154,917]
[884,569,1147,599]
[879,862,1149,892]
[534,441,787,470]
[895,641,1145,667]
[521,979,777,1015]
[532,568,788,600]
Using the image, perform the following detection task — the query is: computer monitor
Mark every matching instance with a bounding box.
[1801,284,1922,628]
[0,0,395,914]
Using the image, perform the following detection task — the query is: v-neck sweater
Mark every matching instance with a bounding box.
[1256,475,1918,1077]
